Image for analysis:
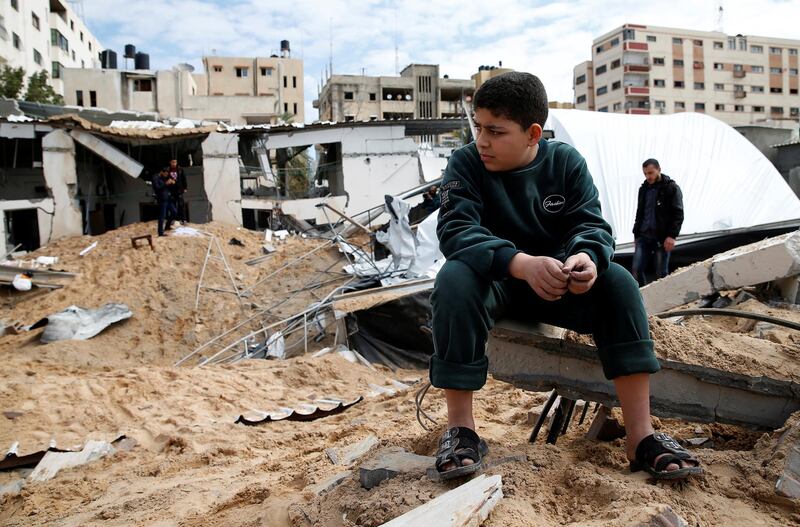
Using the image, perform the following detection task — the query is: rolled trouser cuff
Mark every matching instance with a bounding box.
[429,355,488,391]
[598,339,660,380]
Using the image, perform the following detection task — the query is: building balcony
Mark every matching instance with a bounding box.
[625,86,650,96]
[626,108,650,115]
[623,42,649,52]
[734,90,747,99]
[733,69,746,78]
[624,63,651,73]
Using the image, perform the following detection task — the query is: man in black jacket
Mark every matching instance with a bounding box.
[152,169,175,236]
[167,158,188,223]
[631,158,684,286]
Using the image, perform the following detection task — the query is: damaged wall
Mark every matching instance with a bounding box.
[41,129,82,241]
[202,132,242,225]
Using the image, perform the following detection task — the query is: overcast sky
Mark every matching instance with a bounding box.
[79,0,799,122]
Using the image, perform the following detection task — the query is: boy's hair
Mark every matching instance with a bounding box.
[642,158,660,169]
[473,72,549,130]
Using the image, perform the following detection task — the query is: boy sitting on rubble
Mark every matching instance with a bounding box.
[429,72,702,481]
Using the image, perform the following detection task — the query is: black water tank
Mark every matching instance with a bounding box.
[100,49,117,69]
[124,44,136,59]
[134,52,150,70]
[281,40,290,53]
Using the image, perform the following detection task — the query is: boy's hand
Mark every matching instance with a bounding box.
[509,253,569,301]
[562,253,597,295]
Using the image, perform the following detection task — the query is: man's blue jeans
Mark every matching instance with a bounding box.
[631,237,670,286]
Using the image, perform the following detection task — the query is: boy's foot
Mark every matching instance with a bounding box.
[433,427,488,481]
[628,432,702,480]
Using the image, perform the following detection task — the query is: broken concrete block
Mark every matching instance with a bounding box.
[776,275,800,304]
[776,445,800,499]
[306,470,351,496]
[325,435,379,466]
[711,232,800,291]
[29,439,115,482]
[585,406,626,442]
[359,447,435,489]
[631,505,688,527]
[641,260,714,314]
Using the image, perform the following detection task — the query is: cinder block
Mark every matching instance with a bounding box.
[776,446,800,499]
[711,231,800,290]
[641,260,714,314]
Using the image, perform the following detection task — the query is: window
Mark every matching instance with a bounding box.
[693,39,703,47]
[133,79,152,92]
[51,61,63,79]
[283,76,287,88]
[771,106,783,114]
[647,35,656,42]
[674,80,685,88]
[344,115,355,122]
[751,65,764,73]
[672,37,683,45]
[344,91,354,100]
[369,92,376,101]
[595,64,606,75]
[576,94,587,104]
[213,65,222,72]
[12,32,20,50]
[595,45,603,54]
[750,45,763,53]
[675,101,685,109]
[76,90,83,106]
[735,105,744,112]
[33,49,41,65]
[293,103,297,114]
[792,89,799,95]
[738,38,747,51]
[71,50,75,61]
[598,106,609,112]
[770,67,782,74]
[10,0,17,10]
[770,87,783,94]
[610,37,620,47]
[80,31,84,42]
[770,47,782,55]
[575,74,586,85]
[734,84,744,92]
[673,59,684,66]
[653,57,665,65]
[88,42,92,51]
[694,102,705,111]
[613,102,622,111]
[753,106,764,112]
[751,85,764,93]
[654,100,666,108]
[790,68,799,76]
[790,107,799,117]
[694,82,705,90]
[235,67,248,77]
[292,76,297,88]
[790,49,799,56]
[715,104,725,111]
[612,80,621,90]
[51,29,69,51]
[728,37,736,50]
[596,86,608,95]
[89,90,97,107]
[714,83,724,91]
[654,79,666,87]
[713,62,724,70]
[611,59,620,69]
[623,28,635,40]
[284,103,288,112]
[70,20,74,31]
[713,41,723,49]
[32,13,40,30]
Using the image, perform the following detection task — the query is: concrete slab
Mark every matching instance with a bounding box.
[202,132,242,226]
[306,471,351,496]
[487,322,800,429]
[641,260,714,314]
[359,447,435,489]
[711,231,800,290]
[325,435,379,466]
[776,446,800,499]
[70,129,145,179]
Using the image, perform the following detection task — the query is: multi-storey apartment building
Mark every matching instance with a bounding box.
[574,24,799,126]
[314,64,474,122]
[0,0,102,95]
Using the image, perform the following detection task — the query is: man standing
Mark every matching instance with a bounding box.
[152,169,174,236]
[631,158,684,286]
[167,158,188,224]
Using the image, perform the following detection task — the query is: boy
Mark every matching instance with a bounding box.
[430,72,701,481]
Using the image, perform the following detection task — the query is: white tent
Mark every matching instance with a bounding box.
[544,109,800,246]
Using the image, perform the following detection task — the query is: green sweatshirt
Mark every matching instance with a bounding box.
[437,139,614,280]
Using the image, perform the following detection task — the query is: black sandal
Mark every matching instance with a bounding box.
[630,432,703,480]
[434,427,488,481]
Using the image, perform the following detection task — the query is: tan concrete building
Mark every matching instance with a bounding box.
[573,24,800,127]
[62,45,304,125]
[314,64,474,122]
[0,0,102,95]
[472,64,514,88]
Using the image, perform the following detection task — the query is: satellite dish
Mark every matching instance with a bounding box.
[386,93,393,100]
[405,94,411,100]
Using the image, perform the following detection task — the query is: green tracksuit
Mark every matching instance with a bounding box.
[430,139,660,390]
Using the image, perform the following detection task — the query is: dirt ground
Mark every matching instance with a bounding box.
[1,223,799,526]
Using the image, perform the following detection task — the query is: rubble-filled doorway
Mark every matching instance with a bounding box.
[4,208,40,252]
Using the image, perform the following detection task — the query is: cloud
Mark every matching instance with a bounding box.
[80,0,800,122]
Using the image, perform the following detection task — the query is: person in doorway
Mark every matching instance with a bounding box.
[166,158,188,224]
[152,169,175,236]
[631,159,684,286]
[429,72,701,482]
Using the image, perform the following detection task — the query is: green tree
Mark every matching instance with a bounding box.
[0,66,25,99]
[24,71,63,105]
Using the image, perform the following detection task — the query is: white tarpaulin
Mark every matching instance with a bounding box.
[544,109,800,245]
